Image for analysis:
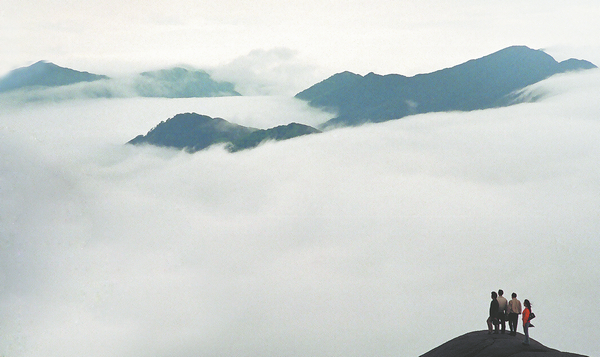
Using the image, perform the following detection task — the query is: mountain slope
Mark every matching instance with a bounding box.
[134,67,241,97]
[295,46,597,127]
[0,61,108,93]
[228,122,321,152]
[128,113,321,152]
[420,330,587,357]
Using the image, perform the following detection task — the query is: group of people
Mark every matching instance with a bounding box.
[486,289,535,345]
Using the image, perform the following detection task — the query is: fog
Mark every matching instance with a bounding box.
[1,70,600,357]
[208,48,328,96]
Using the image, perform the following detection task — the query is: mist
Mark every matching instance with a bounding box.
[208,48,330,96]
[1,70,600,357]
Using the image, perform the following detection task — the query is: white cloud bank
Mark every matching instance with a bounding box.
[1,70,600,357]
[208,48,329,96]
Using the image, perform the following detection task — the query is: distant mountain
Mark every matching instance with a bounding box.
[420,330,586,357]
[128,113,320,152]
[295,46,597,127]
[134,67,240,97]
[0,61,108,93]
[0,62,240,100]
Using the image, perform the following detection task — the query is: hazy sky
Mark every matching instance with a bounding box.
[2,0,600,81]
[2,1,600,357]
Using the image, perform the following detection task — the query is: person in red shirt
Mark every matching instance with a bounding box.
[522,299,534,345]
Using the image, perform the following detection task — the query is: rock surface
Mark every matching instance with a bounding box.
[420,331,587,357]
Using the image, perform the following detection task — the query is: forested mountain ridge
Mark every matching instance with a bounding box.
[128,113,321,152]
[295,46,597,127]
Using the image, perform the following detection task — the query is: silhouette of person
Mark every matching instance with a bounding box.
[486,291,499,334]
[496,289,508,333]
[522,299,533,345]
[507,292,522,336]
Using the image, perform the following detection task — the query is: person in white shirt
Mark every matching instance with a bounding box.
[507,292,522,336]
[496,289,508,334]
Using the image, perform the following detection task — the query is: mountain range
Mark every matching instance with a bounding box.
[3,46,596,152]
[127,45,597,153]
[127,113,321,152]
[0,61,240,99]
[295,45,597,127]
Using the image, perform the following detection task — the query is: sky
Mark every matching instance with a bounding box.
[2,0,600,93]
[2,1,600,357]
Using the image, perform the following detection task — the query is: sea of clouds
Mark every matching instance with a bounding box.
[1,69,599,357]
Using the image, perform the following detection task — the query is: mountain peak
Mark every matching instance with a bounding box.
[128,113,253,152]
[30,60,53,67]
[135,67,241,97]
[0,61,108,93]
[295,45,597,127]
[128,113,321,153]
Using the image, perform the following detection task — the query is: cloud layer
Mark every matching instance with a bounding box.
[208,48,328,96]
[1,70,599,357]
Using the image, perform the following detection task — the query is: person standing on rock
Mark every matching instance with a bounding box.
[508,292,522,336]
[496,289,508,334]
[522,299,534,345]
[487,291,499,334]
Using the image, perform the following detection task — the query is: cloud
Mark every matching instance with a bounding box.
[1,70,600,357]
[0,73,233,106]
[0,78,132,104]
[208,48,330,96]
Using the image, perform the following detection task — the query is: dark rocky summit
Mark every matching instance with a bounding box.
[128,112,320,152]
[296,46,597,127]
[420,330,587,357]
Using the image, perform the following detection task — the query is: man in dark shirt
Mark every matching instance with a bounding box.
[486,291,499,334]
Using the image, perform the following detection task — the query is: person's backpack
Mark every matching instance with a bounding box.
[528,311,536,327]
